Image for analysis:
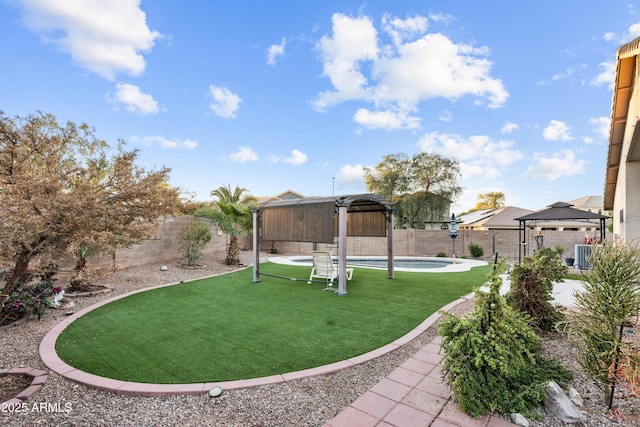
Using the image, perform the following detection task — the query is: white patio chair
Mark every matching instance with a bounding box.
[307,251,353,291]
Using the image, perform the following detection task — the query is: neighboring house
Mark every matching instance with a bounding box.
[460,204,603,233]
[255,189,305,205]
[568,195,605,214]
[604,36,640,241]
[460,206,534,230]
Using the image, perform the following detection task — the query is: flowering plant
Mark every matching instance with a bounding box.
[1,263,59,326]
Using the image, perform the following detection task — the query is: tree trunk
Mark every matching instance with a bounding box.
[1,256,31,303]
[225,236,240,265]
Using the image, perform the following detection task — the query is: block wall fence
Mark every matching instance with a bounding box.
[72,216,599,276]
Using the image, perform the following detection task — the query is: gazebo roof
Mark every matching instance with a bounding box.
[515,202,609,222]
[257,193,395,213]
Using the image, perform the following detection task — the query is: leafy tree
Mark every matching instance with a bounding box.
[506,246,567,331]
[474,191,506,210]
[0,111,180,300]
[364,152,461,228]
[197,184,256,265]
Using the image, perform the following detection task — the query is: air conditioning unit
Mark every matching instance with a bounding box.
[574,244,593,270]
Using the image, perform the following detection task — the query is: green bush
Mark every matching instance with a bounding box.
[468,243,484,259]
[564,240,640,402]
[436,252,447,258]
[506,246,567,331]
[180,220,212,267]
[439,260,570,417]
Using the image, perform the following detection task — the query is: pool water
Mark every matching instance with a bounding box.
[291,257,452,269]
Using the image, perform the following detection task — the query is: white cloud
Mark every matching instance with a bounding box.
[500,121,519,134]
[110,83,159,115]
[543,120,573,141]
[133,135,197,150]
[267,37,286,66]
[603,32,616,42]
[521,149,587,180]
[623,22,640,41]
[589,61,615,88]
[417,132,523,180]
[282,149,307,165]
[230,146,258,163]
[353,108,421,130]
[17,0,161,80]
[208,85,242,118]
[589,116,610,142]
[438,110,453,122]
[336,164,367,190]
[313,12,508,126]
[381,13,428,46]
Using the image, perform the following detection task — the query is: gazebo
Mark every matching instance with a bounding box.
[515,201,610,262]
[251,193,396,295]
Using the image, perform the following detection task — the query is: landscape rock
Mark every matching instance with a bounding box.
[568,387,583,407]
[545,381,587,423]
[510,412,529,426]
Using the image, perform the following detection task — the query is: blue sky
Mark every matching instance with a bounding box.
[1,1,638,212]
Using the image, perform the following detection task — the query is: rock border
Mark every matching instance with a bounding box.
[0,368,48,406]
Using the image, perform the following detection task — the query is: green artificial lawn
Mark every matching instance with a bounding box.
[56,262,492,384]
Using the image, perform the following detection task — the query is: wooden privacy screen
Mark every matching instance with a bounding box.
[261,202,336,243]
[261,202,387,243]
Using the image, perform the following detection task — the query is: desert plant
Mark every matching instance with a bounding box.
[506,246,567,331]
[468,243,484,259]
[564,240,640,406]
[436,252,447,258]
[180,220,212,267]
[438,260,570,417]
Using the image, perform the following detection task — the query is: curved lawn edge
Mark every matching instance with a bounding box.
[39,267,475,396]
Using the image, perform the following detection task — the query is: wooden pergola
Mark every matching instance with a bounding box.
[251,194,395,296]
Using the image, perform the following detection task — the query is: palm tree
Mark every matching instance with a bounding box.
[203,184,257,265]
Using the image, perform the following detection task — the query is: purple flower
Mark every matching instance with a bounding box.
[53,287,63,294]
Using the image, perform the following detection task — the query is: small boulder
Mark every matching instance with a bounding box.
[545,381,587,423]
[510,413,529,426]
[568,387,584,407]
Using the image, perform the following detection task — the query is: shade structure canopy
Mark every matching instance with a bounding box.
[251,194,396,295]
[514,201,610,262]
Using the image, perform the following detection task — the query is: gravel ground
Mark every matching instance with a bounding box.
[1,252,639,426]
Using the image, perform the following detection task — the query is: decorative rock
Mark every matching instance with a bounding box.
[545,381,587,423]
[510,412,529,426]
[568,387,583,407]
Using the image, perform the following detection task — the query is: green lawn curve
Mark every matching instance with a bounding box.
[55,262,492,384]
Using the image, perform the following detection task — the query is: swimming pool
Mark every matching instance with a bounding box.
[268,255,487,273]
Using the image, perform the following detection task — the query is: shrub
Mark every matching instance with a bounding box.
[0,264,59,325]
[468,243,484,259]
[438,260,570,417]
[564,240,640,404]
[180,220,212,267]
[436,252,447,258]
[506,246,567,331]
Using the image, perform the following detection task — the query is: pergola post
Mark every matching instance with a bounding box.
[252,208,260,283]
[337,205,348,296]
[387,211,394,280]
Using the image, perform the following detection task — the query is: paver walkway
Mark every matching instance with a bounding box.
[322,334,517,427]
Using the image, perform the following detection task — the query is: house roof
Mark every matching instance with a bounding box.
[568,195,603,211]
[461,206,535,228]
[604,35,640,210]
